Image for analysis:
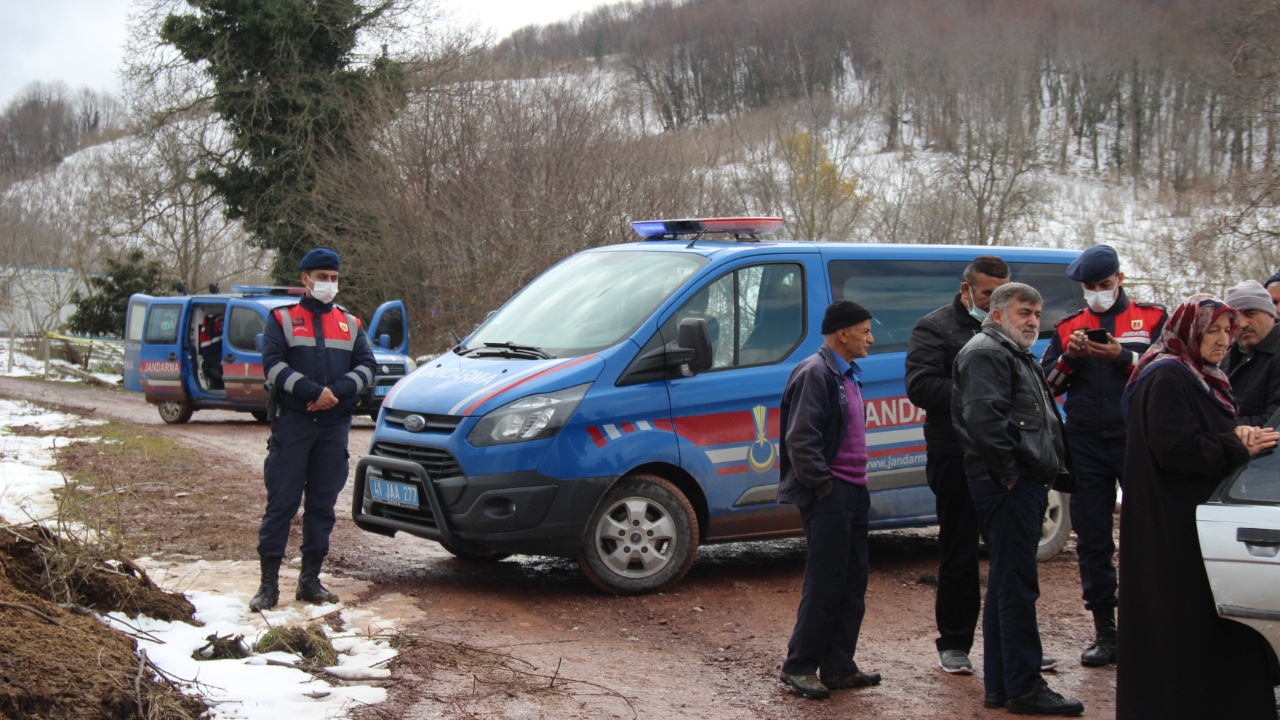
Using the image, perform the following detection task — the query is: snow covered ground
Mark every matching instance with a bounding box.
[0,398,396,719]
[0,337,124,386]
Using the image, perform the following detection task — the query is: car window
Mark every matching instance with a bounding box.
[1224,410,1280,505]
[828,259,1084,355]
[126,302,146,342]
[664,262,805,369]
[145,305,183,344]
[372,306,405,350]
[227,306,266,352]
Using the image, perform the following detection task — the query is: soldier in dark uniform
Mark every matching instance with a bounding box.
[1040,245,1166,667]
[198,312,224,389]
[249,248,376,611]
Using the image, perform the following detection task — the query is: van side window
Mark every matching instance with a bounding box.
[667,263,805,368]
[126,302,146,342]
[227,307,267,352]
[145,305,183,344]
[828,260,1084,355]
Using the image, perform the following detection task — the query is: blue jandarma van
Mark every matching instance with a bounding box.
[353,219,1083,594]
[123,286,415,424]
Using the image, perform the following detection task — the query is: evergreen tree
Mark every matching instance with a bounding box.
[68,250,166,338]
[160,0,404,283]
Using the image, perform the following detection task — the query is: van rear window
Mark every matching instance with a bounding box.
[144,305,183,344]
[828,260,1083,355]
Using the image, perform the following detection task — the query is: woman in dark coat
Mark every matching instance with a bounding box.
[1117,294,1279,720]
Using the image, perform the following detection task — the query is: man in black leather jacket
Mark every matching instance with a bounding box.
[1223,280,1280,427]
[953,283,1082,717]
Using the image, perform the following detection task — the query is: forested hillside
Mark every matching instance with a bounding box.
[2,0,1279,350]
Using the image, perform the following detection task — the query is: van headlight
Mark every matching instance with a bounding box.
[467,383,591,447]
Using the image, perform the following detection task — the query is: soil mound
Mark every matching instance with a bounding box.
[0,527,203,719]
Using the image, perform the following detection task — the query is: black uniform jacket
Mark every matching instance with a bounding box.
[1222,323,1280,428]
[953,324,1069,488]
[905,293,983,456]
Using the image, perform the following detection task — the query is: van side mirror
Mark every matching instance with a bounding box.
[379,333,390,349]
[256,333,264,352]
[675,318,713,375]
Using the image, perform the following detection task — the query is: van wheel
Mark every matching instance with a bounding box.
[441,542,511,563]
[578,474,699,595]
[157,400,193,424]
[1037,490,1071,562]
[250,411,269,423]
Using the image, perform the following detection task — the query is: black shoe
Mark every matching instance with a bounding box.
[779,671,830,699]
[984,692,1006,709]
[1081,608,1117,667]
[822,668,882,689]
[249,556,282,611]
[1004,681,1084,716]
[1040,654,1059,672]
[295,554,339,604]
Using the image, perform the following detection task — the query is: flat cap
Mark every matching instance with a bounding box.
[1066,245,1120,283]
[299,248,340,271]
[1225,279,1277,318]
[821,299,872,335]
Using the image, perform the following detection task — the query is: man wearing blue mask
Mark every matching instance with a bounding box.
[908,256,1036,676]
[1041,245,1166,667]
[249,248,377,612]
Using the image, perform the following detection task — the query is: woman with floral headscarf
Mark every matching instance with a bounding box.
[1116,294,1279,720]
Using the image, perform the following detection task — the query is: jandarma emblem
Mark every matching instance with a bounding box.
[747,404,777,473]
[403,414,427,432]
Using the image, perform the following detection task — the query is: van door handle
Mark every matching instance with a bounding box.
[224,354,235,363]
[1238,528,1280,547]
[167,352,176,361]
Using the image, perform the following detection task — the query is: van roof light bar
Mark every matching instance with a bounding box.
[631,217,784,246]
[230,285,306,297]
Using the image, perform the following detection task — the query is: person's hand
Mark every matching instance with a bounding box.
[1065,330,1088,359]
[1084,333,1123,362]
[307,387,339,412]
[1235,426,1280,456]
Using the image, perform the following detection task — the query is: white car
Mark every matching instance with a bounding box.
[1198,416,1280,656]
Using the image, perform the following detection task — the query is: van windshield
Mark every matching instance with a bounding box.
[464,251,707,358]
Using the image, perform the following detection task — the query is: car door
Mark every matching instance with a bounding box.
[137,301,188,404]
[1198,430,1280,657]
[369,300,409,354]
[222,300,269,409]
[122,295,150,392]
[662,253,821,541]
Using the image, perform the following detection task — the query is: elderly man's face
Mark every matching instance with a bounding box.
[1236,308,1277,353]
[832,320,875,361]
[993,299,1042,351]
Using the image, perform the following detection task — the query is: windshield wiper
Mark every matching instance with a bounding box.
[473,341,553,359]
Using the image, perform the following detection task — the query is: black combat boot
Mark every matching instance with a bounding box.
[249,556,282,611]
[296,554,339,604]
[1080,607,1117,667]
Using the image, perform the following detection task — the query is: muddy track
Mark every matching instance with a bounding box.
[0,376,1123,719]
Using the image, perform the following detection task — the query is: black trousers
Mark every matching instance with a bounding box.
[783,480,871,678]
[926,451,981,653]
[970,477,1048,698]
[1066,432,1124,612]
[257,410,351,558]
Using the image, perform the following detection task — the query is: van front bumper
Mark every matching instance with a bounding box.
[351,454,613,557]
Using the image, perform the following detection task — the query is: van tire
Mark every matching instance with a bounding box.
[578,474,699,595]
[157,400,193,424]
[1037,490,1071,562]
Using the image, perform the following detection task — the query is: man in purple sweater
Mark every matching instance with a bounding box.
[777,300,882,699]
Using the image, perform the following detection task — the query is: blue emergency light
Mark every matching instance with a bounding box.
[631,217,784,240]
[230,285,306,297]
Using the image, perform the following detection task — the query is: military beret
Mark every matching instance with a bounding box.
[1066,245,1120,283]
[821,300,873,334]
[1265,268,1280,289]
[299,248,340,271]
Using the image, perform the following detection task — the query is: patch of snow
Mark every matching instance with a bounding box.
[0,398,104,523]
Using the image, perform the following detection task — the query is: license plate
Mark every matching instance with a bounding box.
[369,479,419,508]
[375,385,390,397]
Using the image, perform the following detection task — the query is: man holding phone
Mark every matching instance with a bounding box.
[1041,245,1166,668]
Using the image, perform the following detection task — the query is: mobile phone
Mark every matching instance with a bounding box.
[1086,329,1109,343]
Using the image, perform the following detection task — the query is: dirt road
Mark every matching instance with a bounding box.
[1,377,1121,719]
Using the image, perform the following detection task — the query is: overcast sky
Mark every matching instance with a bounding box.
[0,0,618,109]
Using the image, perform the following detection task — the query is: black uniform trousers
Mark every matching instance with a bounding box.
[783,480,870,678]
[1066,431,1124,612]
[926,451,982,653]
[970,477,1048,699]
[257,409,351,558]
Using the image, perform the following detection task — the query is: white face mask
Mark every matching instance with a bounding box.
[308,278,339,304]
[1084,288,1116,314]
[967,287,989,323]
